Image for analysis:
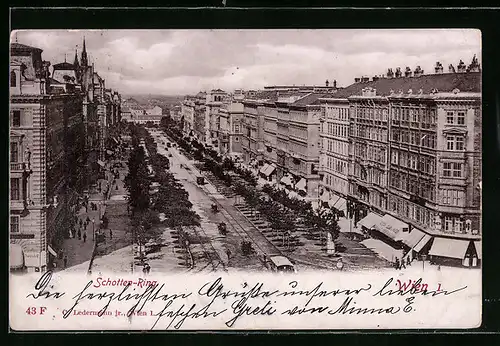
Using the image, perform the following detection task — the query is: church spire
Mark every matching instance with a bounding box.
[74,48,80,68]
[81,36,88,67]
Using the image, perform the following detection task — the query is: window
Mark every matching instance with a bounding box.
[443,162,452,177]
[455,136,464,150]
[10,216,19,233]
[447,136,454,150]
[12,111,21,127]
[452,162,462,177]
[10,71,17,87]
[10,142,19,163]
[446,111,454,124]
[444,217,453,231]
[235,124,240,133]
[457,112,465,125]
[10,178,21,200]
[235,136,239,142]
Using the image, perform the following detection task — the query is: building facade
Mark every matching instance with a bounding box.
[10,42,85,272]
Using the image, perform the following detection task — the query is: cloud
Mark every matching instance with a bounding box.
[12,29,481,95]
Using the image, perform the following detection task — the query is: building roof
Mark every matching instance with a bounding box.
[10,42,43,52]
[329,72,480,100]
[53,62,76,70]
[291,92,330,107]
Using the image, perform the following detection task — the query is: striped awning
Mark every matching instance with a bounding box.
[295,178,306,192]
[263,164,276,177]
[402,228,426,248]
[429,238,470,259]
[320,190,330,203]
[358,212,383,230]
[10,244,24,269]
[260,163,270,174]
[474,241,482,259]
[48,245,58,257]
[414,234,432,252]
[374,214,409,241]
[329,193,347,212]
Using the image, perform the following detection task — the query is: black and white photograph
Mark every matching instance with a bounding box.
[9,28,482,330]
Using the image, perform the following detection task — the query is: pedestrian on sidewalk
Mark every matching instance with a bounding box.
[79,219,83,227]
[63,255,68,268]
[109,229,113,239]
[86,216,90,223]
[83,232,87,243]
[78,229,82,240]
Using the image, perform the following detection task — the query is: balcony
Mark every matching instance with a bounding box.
[10,162,26,172]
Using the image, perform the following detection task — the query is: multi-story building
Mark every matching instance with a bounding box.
[181,97,195,136]
[205,89,227,148]
[341,59,481,266]
[217,101,244,156]
[10,42,85,273]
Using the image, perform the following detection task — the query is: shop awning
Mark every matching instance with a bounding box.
[374,214,409,241]
[413,234,432,252]
[10,244,24,269]
[358,212,383,230]
[474,241,482,259]
[260,163,270,174]
[402,228,426,248]
[320,191,331,203]
[429,238,470,259]
[263,164,276,177]
[329,193,347,212]
[48,245,58,257]
[295,178,306,192]
[97,160,105,167]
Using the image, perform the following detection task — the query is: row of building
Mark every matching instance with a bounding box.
[180,57,481,266]
[121,100,164,125]
[9,39,122,272]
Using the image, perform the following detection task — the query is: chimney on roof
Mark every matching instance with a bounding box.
[333,80,337,88]
[387,68,394,79]
[435,62,444,74]
[354,77,361,83]
[457,59,467,73]
[448,64,456,73]
[361,76,369,83]
[414,66,424,77]
[404,67,412,77]
[372,75,380,82]
[395,67,402,78]
[325,79,329,87]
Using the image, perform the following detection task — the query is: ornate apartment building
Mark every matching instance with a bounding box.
[10,42,84,272]
[9,39,122,273]
[318,58,481,264]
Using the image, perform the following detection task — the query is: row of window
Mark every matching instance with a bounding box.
[326,156,348,175]
[353,106,389,122]
[324,174,349,195]
[392,129,437,148]
[351,125,388,142]
[325,123,348,138]
[325,139,349,156]
[352,164,386,187]
[388,195,435,228]
[391,106,437,126]
[389,171,436,201]
[390,151,436,175]
[324,106,349,121]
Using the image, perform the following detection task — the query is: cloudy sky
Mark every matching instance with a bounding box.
[13,29,481,96]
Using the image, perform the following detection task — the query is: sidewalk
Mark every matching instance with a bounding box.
[54,172,113,271]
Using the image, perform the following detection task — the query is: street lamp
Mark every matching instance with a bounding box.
[92,218,95,241]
